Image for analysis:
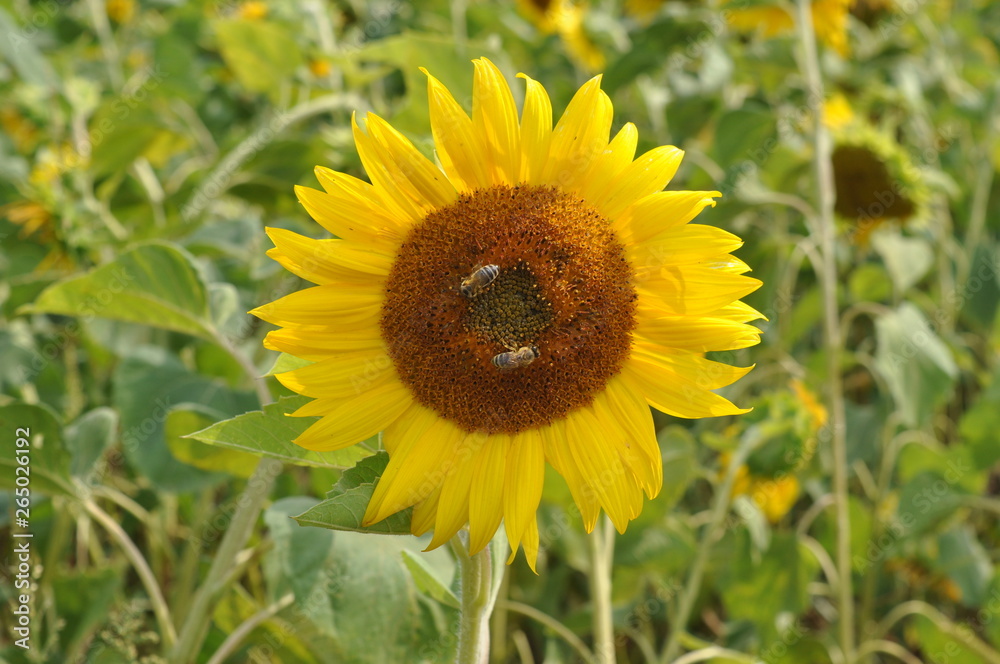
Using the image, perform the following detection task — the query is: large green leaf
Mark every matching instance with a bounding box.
[293,452,413,535]
[186,395,372,469]
[165,405,261,478]
[0,403,73,496]
[874,303,958,427]
[25,242,215,341]
[718,531,820,642]
[66,407,118,480]
[213,19,303,99]
[713,106,778,170]
[401,550,459,609]
[112,348,257,491]
[871,230,933,294]
[958,375,1000,471]
[266,497,456,663]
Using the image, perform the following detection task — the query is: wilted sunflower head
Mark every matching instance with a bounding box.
[830,123,928,243]
[253,58,762,569]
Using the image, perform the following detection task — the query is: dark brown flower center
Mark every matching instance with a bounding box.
[832,145,915,221]
[380,185,636,434]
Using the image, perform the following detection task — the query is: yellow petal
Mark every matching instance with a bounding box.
[629,225,744,279]
[635,315,761,353]
[422,68,492,191]
[595,376,661,498]
[563,406,638,533]
[625,355,750,420]
[426,432,487,550]
[521,517,540,572]
[265,226,388,285]
[363,113,458,210]
[276,348,394,400]
[503,430,545,559]
[638,266,762,317]
[614,191,721,243]
[411,486,442,536]
[594,145,684,218]
[250,283,382,326]
[468,434,508,553]
[516,72,553,186]
[352,113,427,224]
[541,417,600,532]
[263,325,383,360]
[292,380,412,451]
[541,75,612,194]
[579,122,638,205]
[303,169,406,245]
[711,301,768,324]
[364,404,464,524]
[473,58,521,185]
[633,345,754,390]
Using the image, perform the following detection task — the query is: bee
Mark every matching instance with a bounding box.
[459,264,499,298]
[492,345,539,370]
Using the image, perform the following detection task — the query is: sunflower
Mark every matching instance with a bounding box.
[253,58,762,570]
[726,0,853,56]
[515,0,605,71]
[830,122,927,244]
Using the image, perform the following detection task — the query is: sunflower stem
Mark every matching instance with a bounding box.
[659,432,758,664]
[795,1,856,663]
[589,516,616,664]
[452,534,493,664]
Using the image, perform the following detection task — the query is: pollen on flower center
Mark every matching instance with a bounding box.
[380,184,637,434]
[465,263,554,348]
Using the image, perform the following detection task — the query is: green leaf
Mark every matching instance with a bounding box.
[871,230,933,293]
[895,471,967,538]
[266,498,455,663]
[874,303,958,427]
[401,550,459,608]
[0,403,73,496]
[959,244,1000,330]
[933,526,993,607]
[0,9,59,89]
[66,407,118,480]
[293,452,413,535]
[718,531,820,642]
[165,405,261,478]
[657,426,697,509]
[25,242,215,341]
[907,614,986,664]
[186,395,372,469]
[213,19,303,99]
[113,348,257,491]
[713,106,778,170]
[958,375,1000,471]
[51,566,124,659]
[848,263,893,302]
[266,353,313,376]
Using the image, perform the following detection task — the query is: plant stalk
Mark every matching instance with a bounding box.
[795,1,855,662]
[452,535,493,664]
[590,516,616,664]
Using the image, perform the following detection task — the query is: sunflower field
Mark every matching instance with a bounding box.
[1,0,999,662]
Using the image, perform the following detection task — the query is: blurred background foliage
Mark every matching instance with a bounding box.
[0,0,999,662]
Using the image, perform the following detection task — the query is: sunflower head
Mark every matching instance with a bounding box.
[830,122,928,244]
[254,58,761,569]
[725,0,852,55]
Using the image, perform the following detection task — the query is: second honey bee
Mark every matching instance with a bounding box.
[492,345,539,370]
[460,263,499,298]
